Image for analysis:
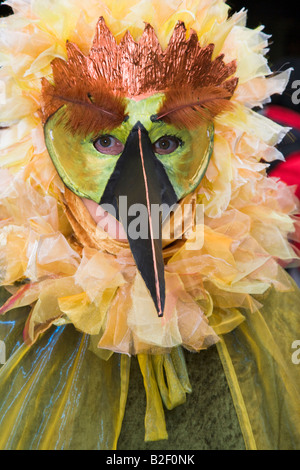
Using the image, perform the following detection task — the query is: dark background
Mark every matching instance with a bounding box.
[228,0,299,64]
[226,1,299,113]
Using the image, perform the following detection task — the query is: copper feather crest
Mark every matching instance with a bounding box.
[41,17,238,133]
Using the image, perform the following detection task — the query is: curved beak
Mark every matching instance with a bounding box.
[100,122,178,316]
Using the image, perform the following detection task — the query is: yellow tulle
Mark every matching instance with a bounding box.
[215,282,300,450]
[0,318,131,450]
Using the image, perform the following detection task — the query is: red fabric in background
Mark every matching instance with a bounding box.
[265,105,300,252]
[270,151,300,199]
[265,105,300,197]
[265,105,300,131]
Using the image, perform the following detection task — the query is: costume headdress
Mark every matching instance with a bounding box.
[0,0,299,450]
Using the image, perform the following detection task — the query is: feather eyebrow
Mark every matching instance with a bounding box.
[41,74,128,135]
[50,93,126,120]
[155,96,229,120]
[154,85,236,129]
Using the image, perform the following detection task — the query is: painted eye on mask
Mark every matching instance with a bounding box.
[94,135,124,155]
[153,136,182,155]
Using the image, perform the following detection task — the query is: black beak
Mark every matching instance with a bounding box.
[100,122,178,316]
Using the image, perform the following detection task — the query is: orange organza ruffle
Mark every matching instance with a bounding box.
[0,162,298,355]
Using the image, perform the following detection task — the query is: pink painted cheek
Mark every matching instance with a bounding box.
[82,198,128,241]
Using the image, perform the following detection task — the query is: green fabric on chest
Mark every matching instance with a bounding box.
[118,347,245,450]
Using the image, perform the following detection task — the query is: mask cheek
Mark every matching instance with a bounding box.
[81,198,128,241]
[44,112,120,203]
[156,123,214,200]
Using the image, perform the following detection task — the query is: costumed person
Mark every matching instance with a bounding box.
[0,0,299,450]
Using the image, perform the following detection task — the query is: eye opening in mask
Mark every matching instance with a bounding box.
[93,134,125,155]
[153,135,183,155]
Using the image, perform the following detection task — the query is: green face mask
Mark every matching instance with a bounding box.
[44,93,214,204]
[42,14,238,317]
[44,93,214,317]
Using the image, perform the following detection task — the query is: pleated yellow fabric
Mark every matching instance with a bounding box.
[0,288,196,448]
[137,347,192,441]
[0,282,299,449]
[215,283,300,450]
[0,305,131,450]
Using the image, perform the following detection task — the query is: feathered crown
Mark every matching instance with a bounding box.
[41,17,238,134]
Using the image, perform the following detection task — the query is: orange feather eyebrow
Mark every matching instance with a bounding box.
[154,85,237,129]
[49,93,126,120]
[156,96,229,120]
[41,74,127,135]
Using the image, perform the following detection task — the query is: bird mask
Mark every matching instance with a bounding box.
[41,18,238,317]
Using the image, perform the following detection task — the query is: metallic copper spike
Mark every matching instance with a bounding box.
[41,16,238,118]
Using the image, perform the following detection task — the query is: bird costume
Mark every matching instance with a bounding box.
[0,0,299,450]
